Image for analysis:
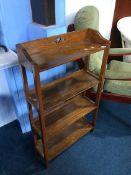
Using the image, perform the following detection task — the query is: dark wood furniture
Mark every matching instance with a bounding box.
[17,29,110,168]
[30,0,55,26]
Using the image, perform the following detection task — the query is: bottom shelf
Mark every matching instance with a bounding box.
[36,117,93,161]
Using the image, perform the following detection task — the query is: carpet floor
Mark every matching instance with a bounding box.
[0,100,131,175]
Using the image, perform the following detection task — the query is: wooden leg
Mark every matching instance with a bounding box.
[34,67,48,168]
[93,84,102,127]
[21,65,48,167]
[92,109,99,127]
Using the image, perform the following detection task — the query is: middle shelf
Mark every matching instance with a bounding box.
[32,95,97,139]
[27,69,99,113]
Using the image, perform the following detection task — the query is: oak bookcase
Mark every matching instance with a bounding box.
[17,29,110,168]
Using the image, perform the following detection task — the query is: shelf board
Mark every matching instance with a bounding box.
[36,117,93,161]
[28,69,99,113]
[32,95,96,139]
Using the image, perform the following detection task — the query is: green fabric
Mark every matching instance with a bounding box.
[108,60,131,72]
[104,80,131,96]
[89,51,104,75]
[106,70,131,79]
[104,60,131,96]
[74,5,131,96]
[74,6,99,31]
[74,6,102,74]
[92,61,131,94]
[109,48,131,55]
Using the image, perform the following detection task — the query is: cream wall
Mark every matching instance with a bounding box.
[65,0,116,39]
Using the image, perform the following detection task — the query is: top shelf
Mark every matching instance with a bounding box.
[17,29,110,72]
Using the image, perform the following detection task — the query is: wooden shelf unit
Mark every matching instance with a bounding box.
[17,28,110,168]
